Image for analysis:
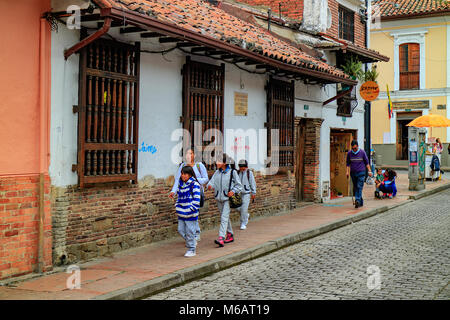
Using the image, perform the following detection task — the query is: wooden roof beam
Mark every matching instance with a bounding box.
[159,37,181,43]
[140,32,164,38]
[221,54,240,60]
[120,27,145,34]
[190,47,210,53]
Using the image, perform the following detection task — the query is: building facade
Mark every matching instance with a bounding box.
[370,0,450,167]
[1,0,388,280]
[0,0,53,280]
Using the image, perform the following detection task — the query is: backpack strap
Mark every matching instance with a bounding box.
[228,168,234,195]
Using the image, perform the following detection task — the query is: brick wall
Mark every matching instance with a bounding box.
[327,0,366,48]
[51,171,296,265]
[295,118,323,202]
[236,0,304,21]
[303,119,323,202]
[0,174,52,280]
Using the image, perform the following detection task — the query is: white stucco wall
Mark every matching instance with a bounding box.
[50,24,80,187]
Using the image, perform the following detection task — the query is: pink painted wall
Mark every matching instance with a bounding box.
[0,0,51,175]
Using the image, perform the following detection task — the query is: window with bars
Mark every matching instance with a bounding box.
[339,6,355,43]
[182,57,225,169]
[399,43,420,90]
[76,38,140,187]
[266,77,295,170]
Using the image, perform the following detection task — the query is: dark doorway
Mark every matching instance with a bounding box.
[396,111,422,160]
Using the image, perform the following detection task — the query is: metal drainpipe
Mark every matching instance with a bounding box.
[38,17,48,274]
[64,17,112,60]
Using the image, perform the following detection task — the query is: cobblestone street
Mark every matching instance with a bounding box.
[146,189,450,300]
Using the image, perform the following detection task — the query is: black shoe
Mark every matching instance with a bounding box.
[375,191,380,199]
[355,200,360,208]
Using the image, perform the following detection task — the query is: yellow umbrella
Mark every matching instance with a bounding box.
[406,113,450,128]
[406,113,450,138]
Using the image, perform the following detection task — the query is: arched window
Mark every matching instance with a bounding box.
[399,43,420,90]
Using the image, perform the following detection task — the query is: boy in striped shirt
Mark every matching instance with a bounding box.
[176,166,201,257]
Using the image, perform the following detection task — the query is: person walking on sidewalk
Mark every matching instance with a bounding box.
[346,140,372,208]
[175,166,202,257]
[207,154,243,247]
[169,149,208,241]
[237,160,256,230]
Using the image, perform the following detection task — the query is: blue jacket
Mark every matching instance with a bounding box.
[176,177,201,221]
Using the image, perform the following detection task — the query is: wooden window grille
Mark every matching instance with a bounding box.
[399,43,420,90]
[76,38,140,187]
[337,86,358,117]
[182,57,225,169]
[339,6,355,43]
[266,77,295,170]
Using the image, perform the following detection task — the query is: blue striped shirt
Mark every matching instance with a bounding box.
[176,177,201,221]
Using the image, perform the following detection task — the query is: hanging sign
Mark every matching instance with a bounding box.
[359,81,379,101]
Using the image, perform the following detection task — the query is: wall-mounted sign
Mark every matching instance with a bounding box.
[392,100,429,110]
[234,92,248,116]
[359,81,379,101]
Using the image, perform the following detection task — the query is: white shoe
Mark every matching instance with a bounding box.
[184,251,196,257]
[240,224,247,230]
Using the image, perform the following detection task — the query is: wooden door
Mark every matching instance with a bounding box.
[330,132,352,197]
[396,120,402,160]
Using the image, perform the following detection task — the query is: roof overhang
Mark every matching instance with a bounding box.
[380,9,450,21]
[318,33,389,63]
[50,4,357,86]
[104,7,357,85]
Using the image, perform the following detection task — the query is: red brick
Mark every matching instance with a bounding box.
[0,263,11,271]
[4,230,19,237]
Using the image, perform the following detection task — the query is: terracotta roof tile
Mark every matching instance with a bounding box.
[93,0,350,80]
[373,0,450,18]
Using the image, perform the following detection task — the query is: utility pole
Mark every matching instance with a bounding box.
[364,0,372,172]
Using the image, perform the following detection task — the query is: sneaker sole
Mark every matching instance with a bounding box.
[224,239,234,243]
[214,240,224,247]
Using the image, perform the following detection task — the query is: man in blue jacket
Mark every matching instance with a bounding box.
[346,140,373,208]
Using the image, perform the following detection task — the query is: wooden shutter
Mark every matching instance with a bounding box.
[267,77,295,170]
[182,57,225,168]
[400,43,419,90]
[77,38,140,187]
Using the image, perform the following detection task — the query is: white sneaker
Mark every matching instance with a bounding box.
[184,250,196,257]
[240,224,247,230]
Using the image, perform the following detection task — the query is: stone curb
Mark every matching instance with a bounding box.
[92,198,419,300]
[408,182,450,200]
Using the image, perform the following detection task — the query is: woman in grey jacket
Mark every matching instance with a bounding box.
[207,154,243,247]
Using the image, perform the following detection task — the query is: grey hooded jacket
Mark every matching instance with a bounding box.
[238,169,256,195]
[207,166,243,202]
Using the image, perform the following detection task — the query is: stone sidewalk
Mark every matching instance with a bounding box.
[0,171,449,300]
